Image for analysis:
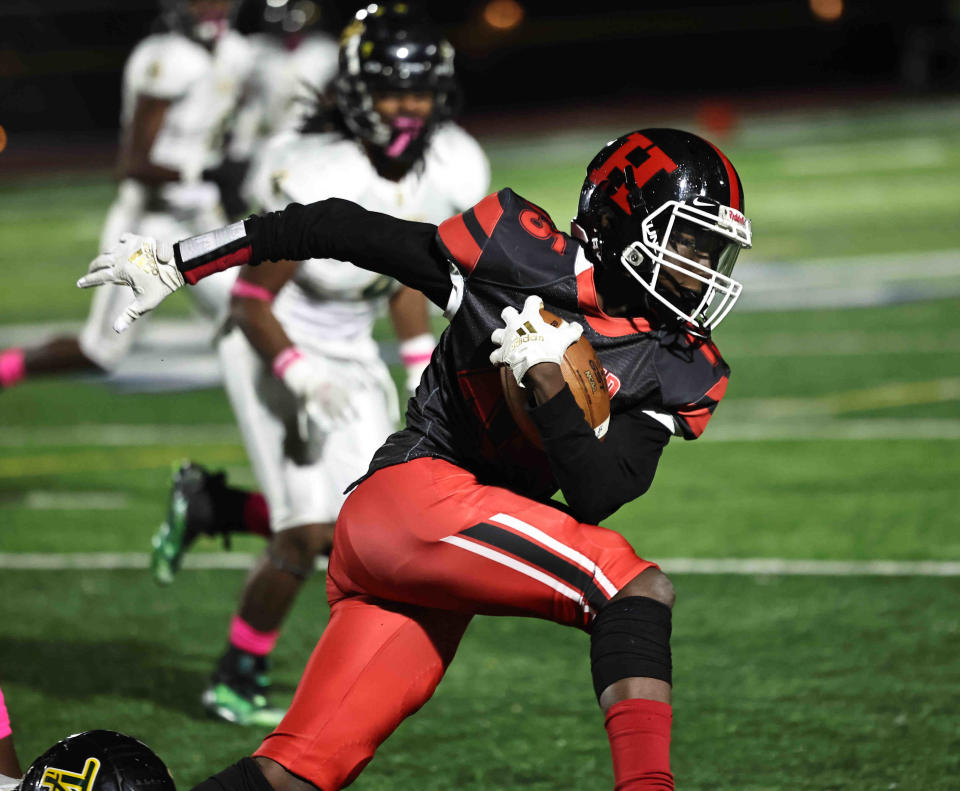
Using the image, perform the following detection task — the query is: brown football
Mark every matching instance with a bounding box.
[500,308,610,448]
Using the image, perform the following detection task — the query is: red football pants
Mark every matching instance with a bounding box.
[256,457,655,790]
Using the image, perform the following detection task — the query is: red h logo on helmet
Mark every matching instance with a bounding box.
[588,133,678,215]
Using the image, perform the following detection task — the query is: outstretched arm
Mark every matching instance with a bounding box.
[79,200,452,332]
[181,201,452,305]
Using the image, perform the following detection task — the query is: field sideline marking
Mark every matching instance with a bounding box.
[1,553,959,576]
[2,418,959,455]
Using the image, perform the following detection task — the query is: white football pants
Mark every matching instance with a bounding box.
[217,326,399,532]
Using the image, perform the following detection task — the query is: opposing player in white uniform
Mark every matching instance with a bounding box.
[149,3,490,726]
[0,0,250,390]
[228,0,340,162]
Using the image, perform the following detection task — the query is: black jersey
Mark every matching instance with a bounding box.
[204,191,730,522]
[364,188,730,502]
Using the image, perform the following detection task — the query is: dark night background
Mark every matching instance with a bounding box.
[0,0,959,142]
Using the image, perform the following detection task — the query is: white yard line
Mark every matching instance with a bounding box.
[3,415,958,452]
[20,491,131,510]
[717,379,960,422]
[0,553,318,571]
[0,553,957,576]
[0,424,240,447]
[777,137,948,175]
[702,418,960,442]
[727,329,960,357]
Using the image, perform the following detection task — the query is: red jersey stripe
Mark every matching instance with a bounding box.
[182,245,251,285]
[438,214,483,274]
[705,375,728,403]
[698,339,720,366]
[473,192,505,238]
[576,267,651,337]
[676,406,712,438]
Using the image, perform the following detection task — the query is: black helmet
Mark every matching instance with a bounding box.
[19,731,175,791]
[160,0,236,44]
[572,128,752,335]
[335,3,457,167]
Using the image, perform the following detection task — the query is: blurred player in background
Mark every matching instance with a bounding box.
[148,2,490,727]
[226,0,340,172]
[0,684,21,785]
[0,0,249,392]
[79,123,752,790]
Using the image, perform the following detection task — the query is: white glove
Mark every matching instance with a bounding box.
[277,351,358,435]
[489,295,583,387]
[77,233,183,333]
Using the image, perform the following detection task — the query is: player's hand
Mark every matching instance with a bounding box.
[77,233,184,333]
[279,354,358,435]
[489,295,583,387]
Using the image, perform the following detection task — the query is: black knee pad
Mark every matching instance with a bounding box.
[190,758,274,791]
[590,595,672,701]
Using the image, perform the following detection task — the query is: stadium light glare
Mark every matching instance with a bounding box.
[483,0,525,31]
[810,0,843,22]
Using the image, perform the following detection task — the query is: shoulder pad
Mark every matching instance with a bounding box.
[244,134,374,211]
[215,30,255,76]
[426,123,491,211]
[290,33,340,90]
[659,340,730,440]
[124,34,208,99]
[437,188,574,282]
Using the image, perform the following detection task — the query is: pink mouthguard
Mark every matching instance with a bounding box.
[385,116,425,158]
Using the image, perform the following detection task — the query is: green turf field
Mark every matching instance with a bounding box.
[2,99,959,789]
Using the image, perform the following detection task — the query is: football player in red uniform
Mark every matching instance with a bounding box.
[80,126,752,791]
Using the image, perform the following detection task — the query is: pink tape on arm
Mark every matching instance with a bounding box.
[399,333,435,369]
[0,685,12,740]
[229,615,279,656]
[272,346,303,379]
[401,351,434,367]
[0,348,26,388]
[230,278,275,303]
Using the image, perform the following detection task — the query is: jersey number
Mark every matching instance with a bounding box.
[519,208,566,255]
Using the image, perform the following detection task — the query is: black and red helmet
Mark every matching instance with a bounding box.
[573,128,752,334]
[334,3,458,167]
[19,731,175,791]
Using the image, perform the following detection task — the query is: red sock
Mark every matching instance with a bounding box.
[605,699,674,791]
[243,493,271,538]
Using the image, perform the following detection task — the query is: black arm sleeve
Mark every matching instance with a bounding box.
[530,387,671,524]
[246,199,454,307]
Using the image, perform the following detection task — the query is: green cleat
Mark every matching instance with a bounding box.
[150,461,226,585]
[201,681,285,728]
[202,648,284,727]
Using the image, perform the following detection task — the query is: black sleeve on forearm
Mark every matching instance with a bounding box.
[245,199,454,307]
[530,387,671,525]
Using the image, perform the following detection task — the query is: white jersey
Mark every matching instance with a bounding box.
[79,31,252,371]
[122,30,253,204]
[244,122,491,359]
[228,32,340,160]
